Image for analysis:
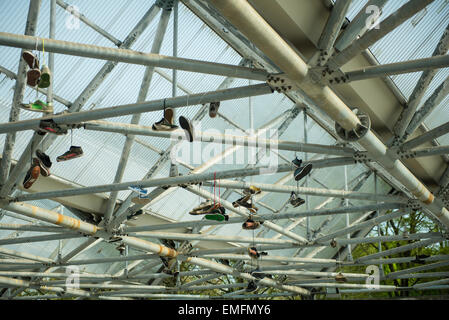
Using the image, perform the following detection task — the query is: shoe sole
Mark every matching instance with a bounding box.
[23,51,39,69]
[23,166,40,189]
[57,153,83,162]
[164,108,174,125]
[27,69,41,87]
[294,163,313,181]
[179,116,193,142]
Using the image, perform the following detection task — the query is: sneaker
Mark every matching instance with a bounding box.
[246,281,258,292]
[164,108,175,125]
[242,219,261,230]
[22,51,39,69]
[294,163,313,182]
[56,146,83,162]
[189,200,214,215]
[289,192,305,208]
[116,243,126,255]
[292,157,303,168]
[128,185,149,196]
[232,194,251,208]
[205,213,229,222]
[243,185,261,195]
[335,273,347,283]
[35,149,52,177]
[23,161,40,189]
[26,68,41,87]
[179,116,194,142]
[38,65,51,89]
[21,100,53,113]
[39,119,67,135]
[152,118,178,131]
[248,247,260,259]
[330,239,337,248]
[127,209,144,220]
[209,101,220,118]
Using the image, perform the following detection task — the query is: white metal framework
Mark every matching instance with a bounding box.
[0,0,448,300]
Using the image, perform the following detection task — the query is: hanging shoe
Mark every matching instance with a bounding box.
[242,219,261,230]
[23,160,40,189]
[22,51,39,69]
[116,243,126,255]
[56,146,83,162]
[335,272,347,283]
[246,280,258,292]
[26,68,41,87]
[128,185,149,196]
[209,101,220,118]
[21,100,53,113]
[127,209,144,221]
[38,64,51,89]
[243,185,261,195]
[179,116,194,143]
[35,149,52,177]
[39,119,67,135]
[152,118,178,131]
[232,194,251,208]
[189,200,214,215]
[164,108,175,125]
[330,239,337,248]
[248,247,260,259]
[289,192,305,208]
[205,213,229,222]
[294,163,313,182]
[292,157,303,168]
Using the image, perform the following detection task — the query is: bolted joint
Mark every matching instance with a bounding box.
[406,199,422,211]
[155,0,176,11]
[266,73,296,93]
[335,108,371,142]
[353,151,370,164]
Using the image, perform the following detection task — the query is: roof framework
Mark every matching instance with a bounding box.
[0,0,448,299]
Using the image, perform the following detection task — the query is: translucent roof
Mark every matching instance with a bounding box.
[0,0,447,299]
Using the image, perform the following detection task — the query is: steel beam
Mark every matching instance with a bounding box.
[104,7,173,227]
[0,3,161,197]
[0,84,273,134]
[327,0,435,69]
[56,0,122,46]
[334,0,389,52]
[0,32,270,81]
[404,75,449,140]
[338,55,449,83]
[316,0,352,65]
[393,23,449,142]
[0,0,41,186]
[399,121,449,151]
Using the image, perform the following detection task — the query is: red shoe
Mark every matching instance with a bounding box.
[23,163,40,189]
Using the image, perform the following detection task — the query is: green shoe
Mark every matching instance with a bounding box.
[38,65,51,88]
[20,100,53,113]
[205,213,229,222]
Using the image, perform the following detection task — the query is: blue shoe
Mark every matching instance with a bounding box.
[292,157,303,168]
[128,185,148,196]
[294,163,312,182]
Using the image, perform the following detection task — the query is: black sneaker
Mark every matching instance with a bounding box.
[56,146,83,162]
[39,119,68,135]
[294,163,313,182]
[292,157,303,168]
[179,116,194,142]
[209,101,220,118]
[289,192,305,208]
[246,281,258,292]
[152,118,178,131]
[35,149,52,177]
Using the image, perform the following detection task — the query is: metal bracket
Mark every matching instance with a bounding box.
[335,108,371,142]
[353,151,370,164]
[155,0,176,11]
[266,73,297,93]
[406,199,422,211]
